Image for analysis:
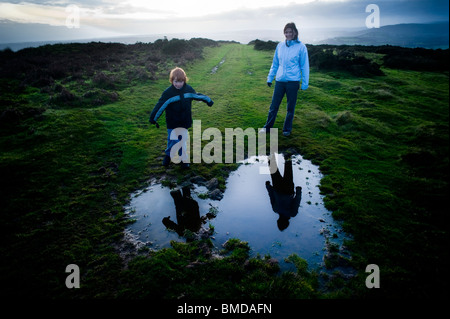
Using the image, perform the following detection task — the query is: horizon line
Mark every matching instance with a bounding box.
[1,21,448,51]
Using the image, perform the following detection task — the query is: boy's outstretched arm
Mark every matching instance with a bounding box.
[149,98,163,125]
[149,115,160,128]
[186,93,214,106]
[149,90,175,127]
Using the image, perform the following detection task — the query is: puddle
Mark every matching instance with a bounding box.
[124,153,351,271]
[211,58,225,74]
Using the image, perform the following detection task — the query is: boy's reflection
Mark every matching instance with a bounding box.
[265,154,302,231]
[162,186,202,236]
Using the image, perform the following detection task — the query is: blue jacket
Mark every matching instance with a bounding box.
[149,84,213,129]
[267,40,310,90]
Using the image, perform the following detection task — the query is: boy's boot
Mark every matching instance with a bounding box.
[181,162,190,169]
[163,155,171,167]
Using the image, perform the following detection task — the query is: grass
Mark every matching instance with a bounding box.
[0,41,448,299]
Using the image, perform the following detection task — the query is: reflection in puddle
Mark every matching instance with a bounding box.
[124,153,350,270]
[162,186,202,236]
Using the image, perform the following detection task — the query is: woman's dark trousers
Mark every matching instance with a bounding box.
[263,81,300,134]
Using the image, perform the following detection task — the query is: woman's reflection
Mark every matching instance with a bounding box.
[265,154,302,231]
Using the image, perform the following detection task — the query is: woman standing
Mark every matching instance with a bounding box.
[260,22,309,137]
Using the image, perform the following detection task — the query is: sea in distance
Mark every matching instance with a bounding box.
[0,28,359,52]
[1,22,448,51]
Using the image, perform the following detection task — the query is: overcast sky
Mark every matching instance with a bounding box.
[0,0,449,43]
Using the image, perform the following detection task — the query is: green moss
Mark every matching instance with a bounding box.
[1,41,448,299]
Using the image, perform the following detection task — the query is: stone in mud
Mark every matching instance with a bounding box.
[209,188,223,200]
[190,175,206,185]
[206,177,219,191]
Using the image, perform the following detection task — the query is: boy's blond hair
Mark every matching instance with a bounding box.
[169,67,188,83]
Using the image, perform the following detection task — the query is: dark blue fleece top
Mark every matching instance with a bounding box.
[149,84,212,129]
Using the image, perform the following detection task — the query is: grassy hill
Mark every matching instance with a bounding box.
[318,22,449,49]
[0,40,448,300]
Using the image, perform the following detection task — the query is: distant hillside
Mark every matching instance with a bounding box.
[319,22,449,49]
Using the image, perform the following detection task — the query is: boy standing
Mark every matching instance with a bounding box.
[149,67,214,168]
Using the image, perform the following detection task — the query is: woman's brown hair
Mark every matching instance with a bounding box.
[284,22,299,41]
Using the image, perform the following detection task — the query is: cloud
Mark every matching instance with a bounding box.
[203,0,449,29]
[0,0,448,43]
